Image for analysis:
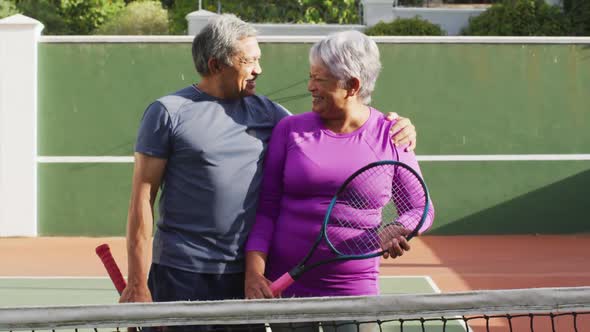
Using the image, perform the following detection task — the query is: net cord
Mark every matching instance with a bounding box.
[1,286,589,330]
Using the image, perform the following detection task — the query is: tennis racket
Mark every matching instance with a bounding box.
[270,160,430,297]
[95,243,127,295]
[96,244,144,332]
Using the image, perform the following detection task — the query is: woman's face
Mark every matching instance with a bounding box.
[307,63,348,118]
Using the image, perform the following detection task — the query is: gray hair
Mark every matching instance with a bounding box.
[309,30,382,104]
[192,14,257,76]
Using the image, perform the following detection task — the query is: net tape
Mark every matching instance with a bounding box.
[0,286,588,331]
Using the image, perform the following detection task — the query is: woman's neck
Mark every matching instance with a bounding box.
[323,104,370,134]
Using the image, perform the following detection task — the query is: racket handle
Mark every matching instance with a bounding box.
[270,273,295,297]
[95,243,127,295]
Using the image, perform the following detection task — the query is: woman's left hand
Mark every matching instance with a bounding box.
[379,223,411,259]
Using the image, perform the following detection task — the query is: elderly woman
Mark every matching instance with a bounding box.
[244,31,434,300]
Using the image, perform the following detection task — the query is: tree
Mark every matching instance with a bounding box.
[461,0,570,36]
[365,16,446,36]
[165,0,361,35]
[14,0,67,33]
[564,0,590,36]
[163,0,197,34]
[14,0,124,34]
[98,1,168,35]
[61,0,125,35]
[0,0,19,19]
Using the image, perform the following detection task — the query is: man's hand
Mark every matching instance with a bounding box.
[120,284,153,332]
[385,112,417,152]
[119,283,153,303]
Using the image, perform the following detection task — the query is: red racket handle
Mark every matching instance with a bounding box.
[270,272,295,297]
[95,243,127,295]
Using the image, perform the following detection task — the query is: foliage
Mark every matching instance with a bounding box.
[563,0,590,36]
[396,0,426,6]
[365,16,446,35]
[14,0,124,34]
[162,0,195,34]
[461,0,571,36]
[441,0,500,3]
[0,0,19,19]
[8,0,582,36]
[97,1,168,35]
[13,0,66,33]
[61,0,125,35]
[396,0,502,6]
[219,0,360,24]
[165,0,361,35]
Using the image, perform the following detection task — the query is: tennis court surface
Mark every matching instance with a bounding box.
[0,275,470,331]
[0,236,589,331]
[1,277,589,331]
[0,276,437,307]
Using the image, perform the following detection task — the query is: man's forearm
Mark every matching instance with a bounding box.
[126,200,153,286]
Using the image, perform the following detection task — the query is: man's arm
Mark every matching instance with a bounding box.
[119,152,167,303]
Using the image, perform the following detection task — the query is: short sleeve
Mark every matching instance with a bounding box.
[135,101,172,158]
[271,102,292,125]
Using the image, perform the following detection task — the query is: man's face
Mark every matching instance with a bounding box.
[219,36,262,99]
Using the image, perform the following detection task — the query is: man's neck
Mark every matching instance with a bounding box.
[196,77,239,100]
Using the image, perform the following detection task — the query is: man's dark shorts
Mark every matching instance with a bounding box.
[142,263,263,332]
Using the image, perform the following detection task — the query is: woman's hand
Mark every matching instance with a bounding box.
[245,250,274,299]
[245,271,274,299]
[379,223,411,259]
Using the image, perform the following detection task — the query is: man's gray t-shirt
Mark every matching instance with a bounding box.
[135,85,290,274]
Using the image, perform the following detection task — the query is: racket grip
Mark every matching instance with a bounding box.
[95,243,127,295]
[270,273,295,297]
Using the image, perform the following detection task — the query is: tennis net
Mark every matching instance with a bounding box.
[0,286,588,332]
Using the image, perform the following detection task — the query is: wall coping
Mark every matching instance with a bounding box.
[39,35,590,44]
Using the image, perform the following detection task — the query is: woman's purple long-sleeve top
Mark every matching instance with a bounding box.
[245,108,434,297]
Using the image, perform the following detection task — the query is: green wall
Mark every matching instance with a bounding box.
[38,42,590,235]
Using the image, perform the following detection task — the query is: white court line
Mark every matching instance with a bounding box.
[37,156,133,163]
[2,276,469,330]
[424,276,442,294]
[3,276,442,281]
[379,275,440,292]
[379,275,470,331]
[418,154,590,161]
[452,272,590,277]
[37,154,590,163]
[0,276,111,279]
[422,276,471,332]
[421,277,471,331]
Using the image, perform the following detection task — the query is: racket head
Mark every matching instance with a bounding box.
[322,160,430,258]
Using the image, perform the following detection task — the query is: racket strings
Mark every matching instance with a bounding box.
[329,166,390,255]
[326,164,427,257]
[327,165,394,255]
[390,168,424,229]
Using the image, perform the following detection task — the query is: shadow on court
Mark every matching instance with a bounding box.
[435,169,590,234]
